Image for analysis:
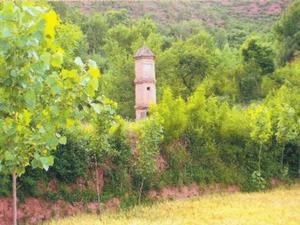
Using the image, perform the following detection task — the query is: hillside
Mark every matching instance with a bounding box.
[1,2,300,225]
[68,0,291,34]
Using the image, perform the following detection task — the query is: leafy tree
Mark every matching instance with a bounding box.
[165,20,204,41]
[275,106,298,170]
[128,117,163,203]
[186,86,229,146]
[105,9,130,27]
[157,32,218,98]
[81,13,109,54]
[102,39,135,118]
[268,86,299,175]
[272,59,300,88]
[249,105,273,190]
[151,88,187,142]
[54,23,88,66]
[237,63,262,102]
[274,0,300,64]
[0,3,100,224]
[205,44,241,101]
[49,1,68,19]
[241,35,275,75]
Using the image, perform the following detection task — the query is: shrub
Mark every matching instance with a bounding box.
[51,131,90,184]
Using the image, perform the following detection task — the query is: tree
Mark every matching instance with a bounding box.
[151,88,187,142]
[237,63,262,102]
[105,9,130,27]
[0,3,100,224]
[269,86,299,175]
[275,105,298,171]
[128,117,163,203]
[54,23,88,66]
[157,32,218,98]
[274,0,300,65]
[249,105,273,190]
[236,35,275,102]
[168,20,204,40]
[241,35,275,75]
[81,13,109,54]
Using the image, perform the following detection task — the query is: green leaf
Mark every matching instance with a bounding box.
[24,90,36,109]
[74,57,84,68]
[91,103,101,114]
[51,52,63,68]
[1,27,11,38]
[44,134,59,149]
[88,59,97,68]
[4,151,14,160]
[59,136,67,145]
[31,158,41,169]
[32,154,54,171]
[41,52,51,65]
[40,156,54,171]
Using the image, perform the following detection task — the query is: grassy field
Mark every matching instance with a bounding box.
[45,185,300,225]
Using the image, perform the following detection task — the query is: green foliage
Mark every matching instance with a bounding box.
[106,9,130,27]
[275,0,300,64]
[241,35,275,75]
[51,131,89,183]
[81,14,108,54]
[151,89,187,142]
[129,117,163,185]
[251,170,267,191]
[0,175,11,197]
[162,141,190,186]
[249,105,273,146]
[157,32,218,97]
[0,2,100,176]
[55,23,88,65]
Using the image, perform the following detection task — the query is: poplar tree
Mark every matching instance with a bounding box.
[0,3,100,224]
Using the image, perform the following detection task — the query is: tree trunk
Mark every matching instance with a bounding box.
[298,150,300,178]
[94,154,101,214]
[281,145,285,170]
[258,143,262,174]
[138,179,144,205]
[12,172,17,225]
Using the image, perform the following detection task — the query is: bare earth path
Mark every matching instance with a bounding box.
[45,185,300,225]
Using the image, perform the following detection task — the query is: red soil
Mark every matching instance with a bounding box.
[0,196,120,225]
[147,183,240,200]
[267,3,282,14]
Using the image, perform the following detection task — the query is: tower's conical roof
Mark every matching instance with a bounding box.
[134,45,155,58]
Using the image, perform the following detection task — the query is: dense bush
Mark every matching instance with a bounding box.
[51,131,90,183]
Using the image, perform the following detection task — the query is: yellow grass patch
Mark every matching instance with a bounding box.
[45,185,300,225]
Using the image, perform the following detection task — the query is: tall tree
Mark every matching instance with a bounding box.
[241,35,275,75]
[157,32,218,98]
[0,3,100,224]
[274,0,300,65]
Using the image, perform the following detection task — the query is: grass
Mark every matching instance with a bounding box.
[45,185,300,225]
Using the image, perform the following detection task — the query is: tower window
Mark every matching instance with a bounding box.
[147,87,150,91]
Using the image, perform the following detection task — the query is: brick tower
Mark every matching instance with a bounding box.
[134,45,156,120]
